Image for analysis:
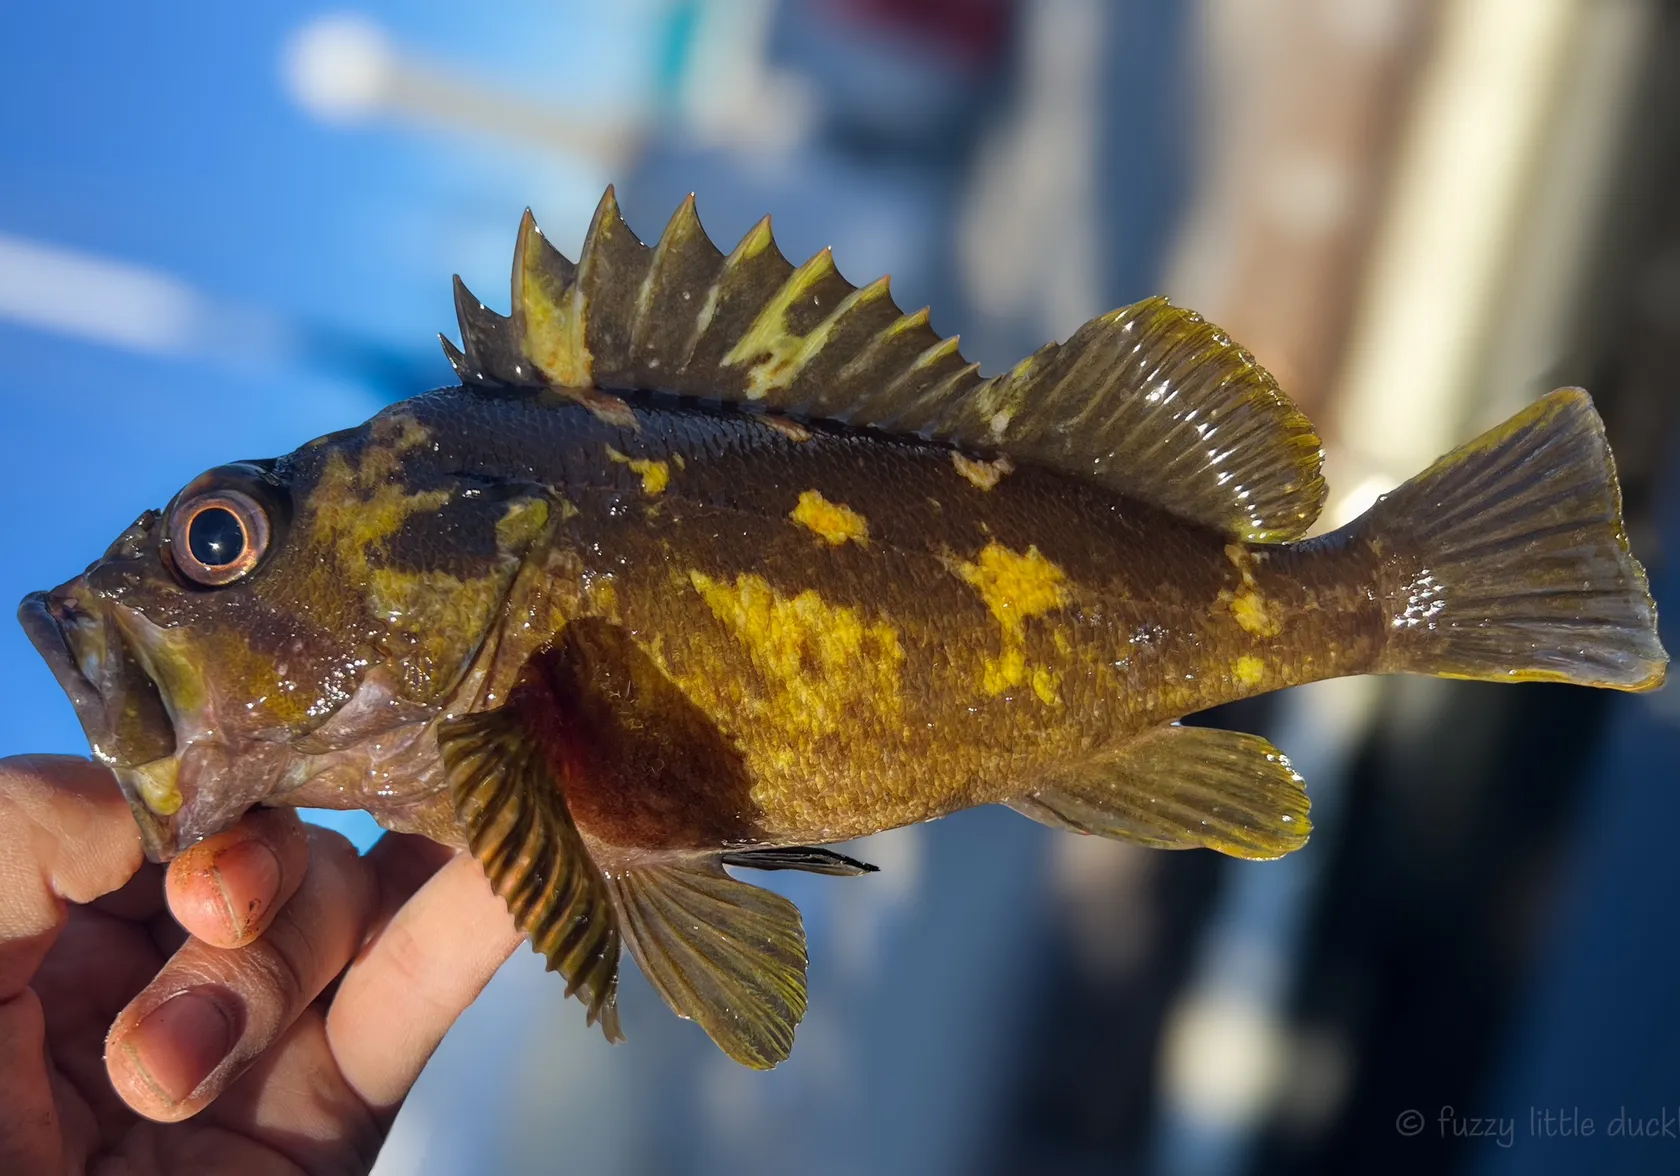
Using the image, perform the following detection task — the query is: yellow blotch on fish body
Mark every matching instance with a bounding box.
[366,567,508,697]
[310,454,453,567]
[790,490,870,547]
[951,541,1069,703]
[495,496,551,550]
[1032,666,1062,706]
[982,646,1027,695]
[952,452,1013,491]
[1222,542,1284,638]
[1232,655,1266,688]
[1229,589,1283,638]
[606,446,671,496]
[952,541,1068,640]
[582,572,620,618]
[686,572,904,767]
[306,429,538,703]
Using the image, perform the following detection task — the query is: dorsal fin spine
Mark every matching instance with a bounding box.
[634,193,700,340]
[439,333,472,381]
[687,214,775,357]
[911,333,961,372]
[722,246,844,398]
[512,208,582,386]
[834,306,927,387]
[749,271,894,403]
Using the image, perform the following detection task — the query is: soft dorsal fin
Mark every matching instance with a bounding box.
[447,188,1328,542]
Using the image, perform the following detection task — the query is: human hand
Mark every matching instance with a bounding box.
[0,755,524,1175]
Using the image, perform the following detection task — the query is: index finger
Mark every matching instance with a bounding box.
[0,754,145,1173]
[0,755,144,1000]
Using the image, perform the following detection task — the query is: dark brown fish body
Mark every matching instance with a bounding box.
[354,389,1381,845]
[21,190,1666,1068]
[258,385,1375,854]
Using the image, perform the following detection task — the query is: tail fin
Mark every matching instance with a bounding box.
[1361,388,1665,690]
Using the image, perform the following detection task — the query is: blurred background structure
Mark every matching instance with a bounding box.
[3,1,1679,1172]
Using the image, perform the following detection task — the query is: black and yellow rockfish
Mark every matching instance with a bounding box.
[20,190,1666,1068]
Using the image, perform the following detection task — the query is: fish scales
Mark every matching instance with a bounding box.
[372,388,1382,843]
[21,189,1665,1069]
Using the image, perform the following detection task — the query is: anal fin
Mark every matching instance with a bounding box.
[438,707,624,1040]
[607,861,808,1069]
[1012,724,1311,860]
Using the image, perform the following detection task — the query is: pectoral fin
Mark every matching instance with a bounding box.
[606,861,808,1069]
[437,706,624,1040]
[1012,724,1311,860]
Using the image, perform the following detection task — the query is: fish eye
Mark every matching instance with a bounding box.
[167,489,271,587]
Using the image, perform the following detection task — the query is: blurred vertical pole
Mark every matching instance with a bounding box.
[1164,0,1437,421]
[1143,3,1438,1172]
[1151,2,1658,1175]
[1470,5,1680,1176]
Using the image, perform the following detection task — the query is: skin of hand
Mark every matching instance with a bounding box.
[0,755,525,1175]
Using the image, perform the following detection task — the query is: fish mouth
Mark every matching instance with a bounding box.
[19,588,184,860]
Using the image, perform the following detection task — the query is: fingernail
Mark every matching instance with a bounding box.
[122,988,235,1104]
[210,837,281,939]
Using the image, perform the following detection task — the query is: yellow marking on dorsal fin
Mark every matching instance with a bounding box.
[731,215,775,264]
[723,248,845,398]
[790,489,869,546]
[835,305,932,387]
[606,446,672,496]
[909,333,961,373]
[692,213,777,346]
[515,208,591,386]
[885,306,931,339]
[738,272,895,399]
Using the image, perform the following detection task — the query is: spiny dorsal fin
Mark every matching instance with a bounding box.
[448,189,1327,542]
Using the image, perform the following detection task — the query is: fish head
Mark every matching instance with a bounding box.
[20,405,554,860]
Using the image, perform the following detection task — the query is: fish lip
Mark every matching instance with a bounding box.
[18,591,109,743]
[19,589,182,861]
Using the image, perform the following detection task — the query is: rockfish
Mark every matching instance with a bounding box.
[21,190,1666,1067]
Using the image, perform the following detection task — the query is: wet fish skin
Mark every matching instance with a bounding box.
[19,190,1665,1068]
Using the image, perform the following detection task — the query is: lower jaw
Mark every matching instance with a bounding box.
[123,737,300,862]
[112,759,181,862]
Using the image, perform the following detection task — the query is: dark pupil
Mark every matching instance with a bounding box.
[188,507,245,567]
